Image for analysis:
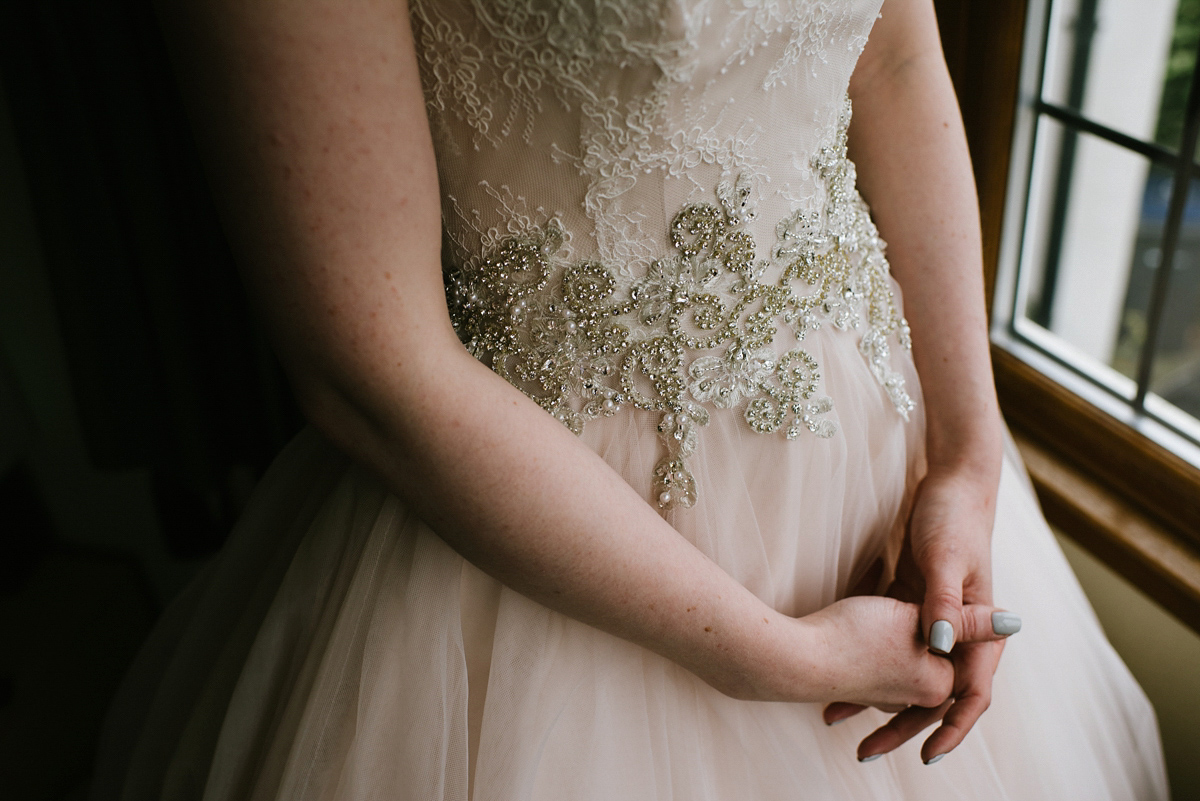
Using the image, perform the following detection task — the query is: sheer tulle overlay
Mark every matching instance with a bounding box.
[93,1,1168,798]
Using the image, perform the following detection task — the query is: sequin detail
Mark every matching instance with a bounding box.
[445,100,913,509]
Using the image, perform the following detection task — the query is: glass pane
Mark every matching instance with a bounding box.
[1110,163,1178,379]
[1146,177,1200,424]
[1018,117,1165,388]
[1042,0,1199,152]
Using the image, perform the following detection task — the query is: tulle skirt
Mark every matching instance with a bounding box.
[90,329,1168,800]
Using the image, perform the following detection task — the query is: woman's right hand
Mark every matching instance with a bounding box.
[790,596,953,709]
[749,596,1012,711]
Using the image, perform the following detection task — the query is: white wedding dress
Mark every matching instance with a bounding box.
[91,1,1170,799]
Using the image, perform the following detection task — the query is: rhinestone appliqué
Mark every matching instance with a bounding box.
[445,100,913,510]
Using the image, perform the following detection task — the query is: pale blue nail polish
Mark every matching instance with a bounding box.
[992,611,1022,636]
[858,753,882,763]
[930,619,954,654]
[826,717,846,726]
[924,754,945,765]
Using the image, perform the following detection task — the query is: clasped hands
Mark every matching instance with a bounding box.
[820,467,1018,765]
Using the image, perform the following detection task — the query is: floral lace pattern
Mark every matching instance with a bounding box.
[723,1,866,87]
[444,100,912,509]
[410,0,692,151]
[410,1,868,145]
[409,0,880,277]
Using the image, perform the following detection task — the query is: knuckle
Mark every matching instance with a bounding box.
[917,676,952,708]
[958,611,979,642]
[917,543,966,572]
[948,692,990,725]
[926,587,963,613]
[940,721,966,741]
[967,608,995,643]
[962,681,992,707]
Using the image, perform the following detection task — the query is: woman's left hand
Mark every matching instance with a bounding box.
[839,0,1016,763]
[824,466,1014,764]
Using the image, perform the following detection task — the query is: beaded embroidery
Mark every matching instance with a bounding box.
[445,99,913,509]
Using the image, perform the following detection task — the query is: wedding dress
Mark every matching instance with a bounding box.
[92,1,1170,799]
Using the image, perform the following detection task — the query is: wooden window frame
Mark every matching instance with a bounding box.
[934,0,1200,635]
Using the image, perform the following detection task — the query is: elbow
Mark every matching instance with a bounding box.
[281,327,471,466]
[289,370,381,458]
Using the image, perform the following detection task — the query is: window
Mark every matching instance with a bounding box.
[997,0,1200,461]
[935,0,1200,633]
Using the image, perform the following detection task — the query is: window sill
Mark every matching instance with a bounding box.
[1012,428,1200,636]
[995,347,1200,636]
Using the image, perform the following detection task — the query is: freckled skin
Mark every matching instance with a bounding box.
[848,0,1005,760]
[154,0,1004,726]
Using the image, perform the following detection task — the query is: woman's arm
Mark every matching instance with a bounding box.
[154,0,983,712]
[847,0,1008,762]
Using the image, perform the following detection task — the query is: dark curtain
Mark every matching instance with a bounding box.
[0,0,304,556]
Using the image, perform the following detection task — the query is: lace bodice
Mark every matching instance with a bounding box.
[408,0,912,509]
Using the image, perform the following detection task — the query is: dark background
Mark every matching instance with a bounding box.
[0,2,303,797]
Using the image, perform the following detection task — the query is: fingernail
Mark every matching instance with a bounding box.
[924,753,945,765]
[992,611,1022,636]
[826,717,846,726]
[858,753,882,763]
[929,619,954,654]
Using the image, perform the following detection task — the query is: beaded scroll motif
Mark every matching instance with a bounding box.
[445,105,914,510]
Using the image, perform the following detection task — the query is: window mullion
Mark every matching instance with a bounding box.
[1032,0,1099,327]
[1006,0,1056,335]
[1035,102,1181,167]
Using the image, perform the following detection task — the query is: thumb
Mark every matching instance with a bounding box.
[960,604,1022,643]
[921,566,964,654]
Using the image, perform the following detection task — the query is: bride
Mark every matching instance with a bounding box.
[93,0,1168,798]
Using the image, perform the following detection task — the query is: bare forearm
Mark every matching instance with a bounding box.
[849,35,1002,477]
[303,338,809,698]
[154,0,965,711]
[306,341,978,715]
